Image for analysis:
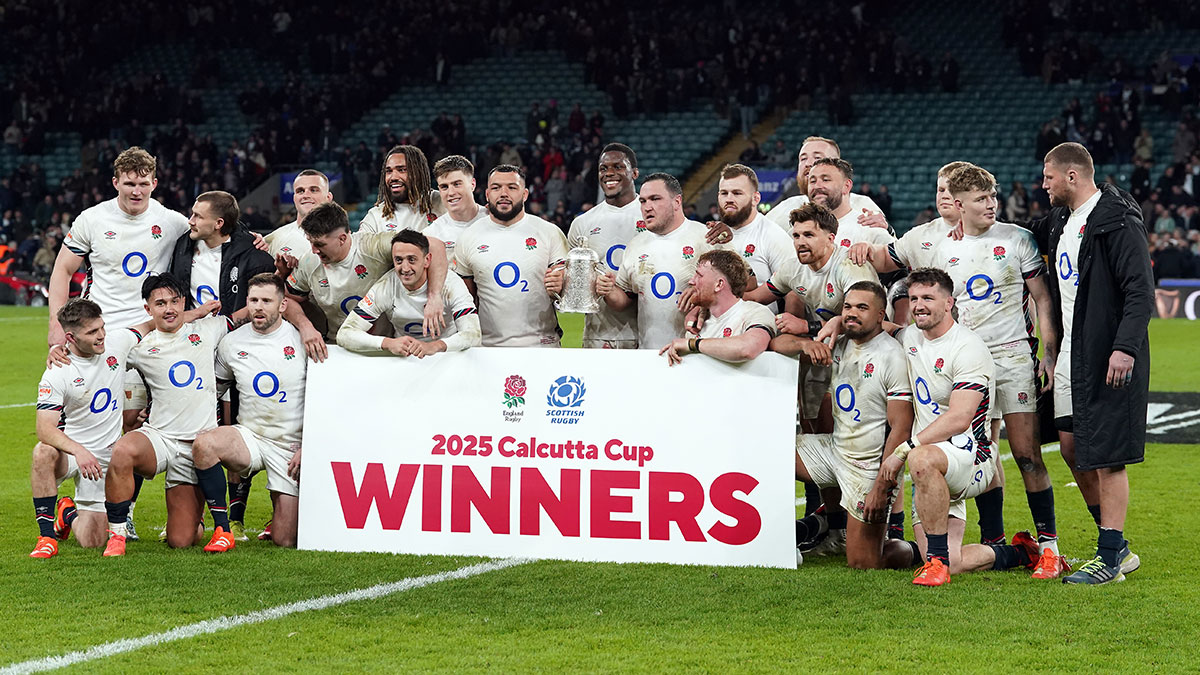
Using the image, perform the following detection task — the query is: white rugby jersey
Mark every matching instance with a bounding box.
[728,212,795,285]
[567,199,644,345]
[898,322,994,457]
[829,331,912,464]
[833,209,894,249]
[129,316,232,440]
[1057,189,1099,344]
[765,246,879,326]
[615,220,713,350]
[215,321,306,444]
[890,220,1045,349]
[453,213,568,347]
[264,220,310,259]
[698,299,776,339]
[767,193,883,231]
[358,195,443,234]
[36,328,143,452]
[190,238,222,305]
[425,205,489,265]
[340,270,480,352]
[64,198,189,329]
[285,231,394,339]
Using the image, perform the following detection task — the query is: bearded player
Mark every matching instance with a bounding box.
[766,136,882,230]
[190,274,307,548]
[359,145,445,234]
[660,250,774,365]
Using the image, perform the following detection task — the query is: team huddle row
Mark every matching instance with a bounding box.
[30,137,1150,587]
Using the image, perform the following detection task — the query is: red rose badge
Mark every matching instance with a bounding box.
[723,327,732,337]
[503,375,527,408]
[682,246,694,259]
[993,246,1006,260]
[354,264,368,279]
[150,224,162,240]
[106,356,119,370]
[934,357,944,372]
[188,333,201,346]
[743,244,756,257]
[284,346,296,360]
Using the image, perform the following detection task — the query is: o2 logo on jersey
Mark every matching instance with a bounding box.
[914,376,941,415]
[546,376,586,424]
[494,262,529,292]
[835,384,862,422]
[122,251,149,278]
[650,272,677,300]
[168,360,204,390]
[89,388,118,414]
[966,274,1002,305]
[252,371,288,403]
[1057,253,1079,287]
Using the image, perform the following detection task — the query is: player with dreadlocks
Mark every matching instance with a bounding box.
[358,145,446,234]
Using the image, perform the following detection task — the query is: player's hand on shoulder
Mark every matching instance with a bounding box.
[816,315,842,343]
[47,323,65,349]
[705,220,732,245]
[274,253,298,277]
[947,222,964,240]
[251,231,269,252]
[423,294,445,338]
[858,209,889,230]
[846,242,874,265]
[46,343,71,368]
[775,312,808,336]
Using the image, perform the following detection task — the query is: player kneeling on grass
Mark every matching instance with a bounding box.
[337,230,481,356]
[30,300,154,557]
[880,269,1042,586]
[102,274,242,556]
[785,282,924,569]
[189,274,307,548]
[659,249,775,365]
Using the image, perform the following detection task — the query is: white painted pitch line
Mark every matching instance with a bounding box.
[1,557,530,675]
[0,403,33,410]
[0,316,44,322]
[792,444,1064,506]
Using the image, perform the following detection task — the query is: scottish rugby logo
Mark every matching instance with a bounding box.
[546,375,586,424]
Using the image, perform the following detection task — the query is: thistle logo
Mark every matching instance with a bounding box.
[501,374,527,423]
[546,375,586,424]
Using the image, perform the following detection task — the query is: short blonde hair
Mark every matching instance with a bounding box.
[937,161,972,179]
[946,164,997,197]
[112,147,156,179]
[802,136,841,156]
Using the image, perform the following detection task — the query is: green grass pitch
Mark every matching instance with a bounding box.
[1,306,1197,670]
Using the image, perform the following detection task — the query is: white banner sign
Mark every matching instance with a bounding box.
[298,346,799,568]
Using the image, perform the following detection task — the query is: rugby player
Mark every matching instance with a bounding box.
[265,169,334,262]
[358,145,445,234]
[766,136,882,230]
[190,274,307,549]
[783,282,921,569]
[714,164,794,294]
[595,173,713,349]
[806,158,895,249]
[338,230,481,355]
[564,143,643,349]
[659,250,774,365]
[454,164,568,347]
[101,274,241,556]
[424,155,489,265]
[880,269,1041,586]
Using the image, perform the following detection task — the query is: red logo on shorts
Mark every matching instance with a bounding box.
[1018,391,1028,404]
[723,327,732,337]
[354,264,368,279]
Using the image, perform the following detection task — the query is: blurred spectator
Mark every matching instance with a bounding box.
[1134,129,1155,162]
[1006,181,1029,221]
